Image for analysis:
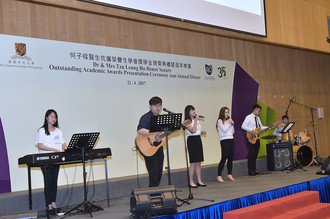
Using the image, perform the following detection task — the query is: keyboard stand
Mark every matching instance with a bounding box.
[25,159,110,211]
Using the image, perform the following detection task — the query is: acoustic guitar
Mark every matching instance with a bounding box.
[135,120,191,157]
[135,132,168,157]
[246,122,277,144]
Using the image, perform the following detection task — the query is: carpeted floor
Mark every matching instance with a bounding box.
[47,165,325,219]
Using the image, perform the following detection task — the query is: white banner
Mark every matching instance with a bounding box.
[0,34,235,192]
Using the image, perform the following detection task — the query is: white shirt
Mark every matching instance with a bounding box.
[241,113,268,132]
[217,119,234,141]
[273,123,285,141]
[186,120,202,136]
[36,127,65,153]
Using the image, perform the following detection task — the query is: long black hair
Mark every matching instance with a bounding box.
[184,105,195,121]
[40,109,59,135]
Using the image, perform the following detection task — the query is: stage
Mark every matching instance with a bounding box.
[51,165,328,219]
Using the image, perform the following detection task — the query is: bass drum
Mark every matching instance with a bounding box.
[293,145,313,167]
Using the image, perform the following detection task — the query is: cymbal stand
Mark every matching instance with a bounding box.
[291,100,324,165]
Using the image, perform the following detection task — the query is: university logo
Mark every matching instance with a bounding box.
[15,43,26,56]
[204,64,216,80]
[205,64,212,75]
[11,42,31,61]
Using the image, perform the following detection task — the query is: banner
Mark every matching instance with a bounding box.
[0,34,236,192]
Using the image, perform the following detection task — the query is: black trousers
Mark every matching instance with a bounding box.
[247,140,260,174]
[144,147,164,187]
[41,165,60,205]
[218,139,234,176]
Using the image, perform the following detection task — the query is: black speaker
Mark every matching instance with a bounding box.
[130,185,177,218]
[267,142,293,171]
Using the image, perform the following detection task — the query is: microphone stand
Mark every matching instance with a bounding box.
[285,98,293,116]
[177,122,214,206]
[290,100,324,165]
[177,125,193,206]
[163,109,214,207]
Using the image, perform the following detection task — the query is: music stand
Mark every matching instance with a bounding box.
[280,122,295,135]
[150,114,182,185]
[64,132,102,217]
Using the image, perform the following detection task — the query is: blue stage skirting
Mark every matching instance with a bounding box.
[156,176,330,219]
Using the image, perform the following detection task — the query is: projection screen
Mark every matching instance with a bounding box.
[86,0,267,36]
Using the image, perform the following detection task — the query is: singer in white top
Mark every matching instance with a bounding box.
[216,107,235,182]
[184,105,207,188]
[241,104,268,176]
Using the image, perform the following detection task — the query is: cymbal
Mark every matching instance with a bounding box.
[260,135,277,140]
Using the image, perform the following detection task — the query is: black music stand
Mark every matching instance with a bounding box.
[64,132,102,217]
[150,114,182,185]
[280,122,295,142]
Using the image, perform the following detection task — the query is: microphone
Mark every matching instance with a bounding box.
[163,108,175,114]
[289,96,296,101]
[194,115,205,119]
[286,97,295,116]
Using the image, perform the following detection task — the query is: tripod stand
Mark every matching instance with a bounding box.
[159,111,214,206]
[289,100,324,165]
[64,132,103,217]
[176,127,214,207]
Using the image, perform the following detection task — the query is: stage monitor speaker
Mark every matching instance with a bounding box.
[130,185,177,218]
[267,142,293,171]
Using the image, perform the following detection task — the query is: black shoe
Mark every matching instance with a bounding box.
[248,172,257,176]
[189,184,198,188]
[54,207,61,214]
[197,182,207,187]
[255,170,260,174]
[48,208,57,216]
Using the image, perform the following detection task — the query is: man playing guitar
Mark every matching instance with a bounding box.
[242,104,275,176]
[136,96,164,187]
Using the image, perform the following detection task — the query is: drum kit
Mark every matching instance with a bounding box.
[263,130,314,168]
[291,131,313,167]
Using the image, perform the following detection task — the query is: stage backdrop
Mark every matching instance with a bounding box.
[0,34,257,192]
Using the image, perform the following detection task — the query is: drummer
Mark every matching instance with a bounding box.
[273,115,291,142]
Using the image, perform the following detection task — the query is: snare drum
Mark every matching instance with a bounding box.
[299,131,310,145]
[293,145,313,166]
